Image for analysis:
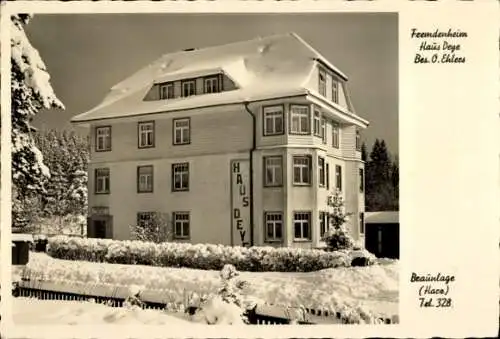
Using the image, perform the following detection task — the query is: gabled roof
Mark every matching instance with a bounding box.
[71,33,354,124]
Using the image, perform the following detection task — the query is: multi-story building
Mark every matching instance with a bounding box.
[71,32,369,249]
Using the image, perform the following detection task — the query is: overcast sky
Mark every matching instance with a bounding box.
[28,13,398,155]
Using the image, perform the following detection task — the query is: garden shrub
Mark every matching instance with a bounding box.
[47,235,366,272]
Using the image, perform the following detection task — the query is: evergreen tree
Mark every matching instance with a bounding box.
[324,189,355,251]
[390,156,399,210]
[11,14,64,228]
[34,129,89,217]
[365,139,399,212]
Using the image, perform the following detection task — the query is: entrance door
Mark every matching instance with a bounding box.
[88,215,113,239]
[94,220,107,239]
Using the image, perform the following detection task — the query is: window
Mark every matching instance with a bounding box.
[264,212,283,242]
[160,83,174,100]
[293,212,311,240]
[359,168,364,193]
[318,157,325,187]
[335,165,342,191]
[356,129,361,151]
[326,163,330,189]
[319,69,327,96]
[332,123,340,149]
[263,106,284,136]
[359,212,365,235]
[204,77,219,94]
[332,79,339,104]
[293,156,311,185]
[319,211,329,239]
[182,80,196,97]
[321,118,327,144]
[172,163,189,191]
[137,166,153,193]
[264,156,283,187]
[95,168,110,194]
[313,110,321,137]
[95,126,111,152]
[290,105,310,134]
[137,212,155,228]
[138,121,155,148]
[173,118,190,145]
[173,212,190,239]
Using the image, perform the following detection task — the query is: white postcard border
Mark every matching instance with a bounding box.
[1,0,499,338]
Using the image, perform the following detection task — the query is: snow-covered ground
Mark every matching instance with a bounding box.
[13,297,191,325]
[22,252,399,318]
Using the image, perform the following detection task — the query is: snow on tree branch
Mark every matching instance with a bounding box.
[11,14,64,110]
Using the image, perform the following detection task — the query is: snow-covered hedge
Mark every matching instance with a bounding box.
[47,236,353,272]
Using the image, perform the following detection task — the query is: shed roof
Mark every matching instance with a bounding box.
[365,211,399,224]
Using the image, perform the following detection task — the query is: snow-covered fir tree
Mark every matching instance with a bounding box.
[324,189,355,251]
[35,129,89,217]
[11,14,64,228]
[197,264,250,325]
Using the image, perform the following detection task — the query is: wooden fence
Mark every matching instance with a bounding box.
[12,280,397,325]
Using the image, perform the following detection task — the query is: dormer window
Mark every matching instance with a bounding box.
[160,83,174,100]
[182,80,196,97]
[204,76,220,94]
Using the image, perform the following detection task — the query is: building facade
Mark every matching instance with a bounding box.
[71,33,369,249]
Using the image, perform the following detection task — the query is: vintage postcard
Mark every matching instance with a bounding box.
[0,0,498,338]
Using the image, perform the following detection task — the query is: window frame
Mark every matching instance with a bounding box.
[173,211,190,239]
[359,212,365,235]
[313,110,322,137]
[289,104,310,135]
[172,162,190,192]
[318,157,326,188]
[318,68,327,97]
[203,76,220,94]
[292,155,312,186]
[262,105,285,136]
[326,162,330,190]
[95,126,112,152]
[332,123,340,149]
[94,168,110,195]
[319,211,329,239]
[335,164,342,191]
[332,78,339,104]
[359,168,364,193]
[159,82,175,100]
[137,121,155,149]
[356,129,362,151]
[321,117,327,144]
[137,165,154,193]
[137,211,156,228]
[293,211,312,241]
[263,155,283,187]
[172,117,191,145]
[264,212,283,243]
[181,79,196,98]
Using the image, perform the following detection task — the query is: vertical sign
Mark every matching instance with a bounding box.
[230,159,250,247]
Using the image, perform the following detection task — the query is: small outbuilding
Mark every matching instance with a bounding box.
[12,233,34,266]
[364,211,399,259]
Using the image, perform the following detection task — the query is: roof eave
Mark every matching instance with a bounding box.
[306,91,369,128]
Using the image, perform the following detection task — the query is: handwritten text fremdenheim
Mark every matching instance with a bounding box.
[411,28,468,64]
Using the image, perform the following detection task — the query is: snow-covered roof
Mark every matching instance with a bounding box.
[365,211,399,224]
[71,33,357,124]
